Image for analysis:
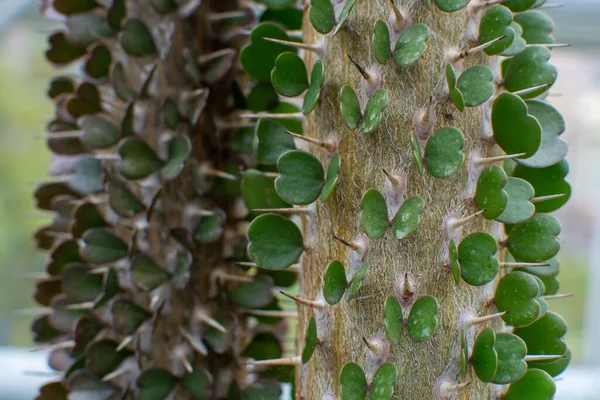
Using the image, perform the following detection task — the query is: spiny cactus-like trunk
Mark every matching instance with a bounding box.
[34,0,570,399]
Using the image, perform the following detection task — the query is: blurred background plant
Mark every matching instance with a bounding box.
[0,0,598,398]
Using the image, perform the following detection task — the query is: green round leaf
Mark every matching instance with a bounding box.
[472,327,499,383]
[513,311,570,377]
[507,214,561,262]
[271,52,309,97]
[161,136,191,180]
[370,362,398,400]
[332,0,356,36]
[373,20,391,64]
[503,46,557,99]
[475,165,509,219]
[362,88,389,135]
[309,0,335,34]
[182,369,212,399]
[320,153,341,201]
[514,11,555,45]
[394,24,431,66]
[503,368,556,400]
[247,213,304,270]
[503,0,537,12]
[391,196,425,239]
[457,66,495,107]
[434,0,470,12]
[323,260,348,305]
[46,32,86,65]
[340,85,361,131]
[517,100,567,168]
[241,23,292,81]
[245,332,283,361]
[479,6,515,55]
[384,295,403,345]
[121,19,156,57]
[131,254,171,291]
[407,296,438,342]
[228,276,274,309]
[492,93,542,158]
[62,264,103,302]
[107,180,145,218]
[458,232,500,286]
[79,115,120,150]
[346,264,369,301]
[255,118,296,166]
[494,271,547,327]
[512,160,571,213]
[302,316,318,364]
[112,299,152,335]
[360,189,389,240]
[303,60,325,115]
[86,340,132,377]
[493,333,527,384]
[242,169,290,214]
[502,22,527,57]
[80,229,127,264]
[275,150,325,205]
[425,127,465,178]
[340,362,367,400]
[119,137,163,180]
[193,209,226,244]
[496,177,535,224]
[136,368,177,400]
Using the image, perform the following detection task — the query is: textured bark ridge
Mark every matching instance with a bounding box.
[301,2,497,399]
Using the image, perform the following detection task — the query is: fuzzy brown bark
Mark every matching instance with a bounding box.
[299,1,500,399]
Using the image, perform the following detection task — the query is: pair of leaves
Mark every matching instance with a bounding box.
[514,311,571,377]
[494,271,548,327]
[271,55,325,115]
[384,295,439,343]
[424,127,465,178]
[472,328,528,385]
[394,24,431,66]
[340,362,398,400]
[322,261,369,304]
[360,190,424,240]
[309,0,355,35]
[247,213,304,270]
[275,150,325,205]
[446,64,495,111]
[476,166,536,224]
[340,86,389,135]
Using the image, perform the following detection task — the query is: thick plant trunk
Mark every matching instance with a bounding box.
[301,3,497,398]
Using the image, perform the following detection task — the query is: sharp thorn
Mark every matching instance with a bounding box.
[542,293,573,300]
[468,311,507,325]
[448,209,487,230]
[531,194,567,203]
[500,262,550,268]
[245,355,301,366]
[524,354,567,362]
[347,54,371,80]
[261,37,322,54]
[511,83,553,97]
[279,291,324,309]
[475,153,528,165]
